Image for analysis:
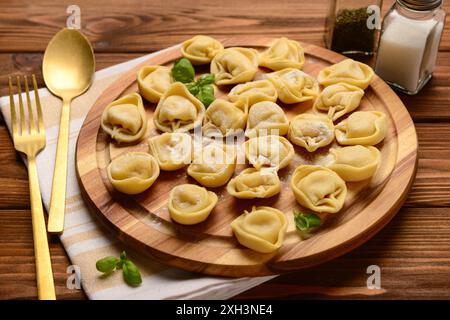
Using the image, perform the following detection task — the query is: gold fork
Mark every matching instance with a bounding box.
[9,75,56,300]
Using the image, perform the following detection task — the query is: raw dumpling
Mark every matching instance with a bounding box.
[313,83,364,121]
[227,168,281,199]
[290,165,347,213]
[153,82,205,133]
[168,184,218,225]
[228,80,278,106]
[181,35,224,65]
[266,68,319,104]
[259,37,305,71]
[148,133,192,171]
[101,93,147,144]
[231,206,287,253]
[245,101,289,138]
[202,99,247,137]
[244,135,294,170]
[288,114,334,152]
[327,145,381,181]
[211,47,259,85]
[187,144,236,187]
[107,152,159,195]
[318,59,375,89]
[137,66,173,103]
[335,111,387,145]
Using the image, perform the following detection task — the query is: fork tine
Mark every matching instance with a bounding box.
[16,76,26,135]
[24,76,36,134]
[32,75,45,134]
[8,76,18,138]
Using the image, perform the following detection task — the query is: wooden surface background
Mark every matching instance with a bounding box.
[0,0,449,299]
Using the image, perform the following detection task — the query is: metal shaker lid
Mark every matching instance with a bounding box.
[397,0,442,10]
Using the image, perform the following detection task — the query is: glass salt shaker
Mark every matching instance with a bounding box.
[325,0,383,56]
[375,0,446,95]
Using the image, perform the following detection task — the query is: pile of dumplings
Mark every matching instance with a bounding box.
[100,35,387,255]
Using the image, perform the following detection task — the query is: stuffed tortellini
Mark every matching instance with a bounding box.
[153,82,205,133]
[107,152,159,195]
[137,66,173,103]
[231,206,287,253]
[335,111,387,146]
[288,114,334,152]
[244,135,294,170]
[290,165,347,213]
[187,144,236,187]
[313,83,364,121]
[168,184,218,225]
[327,145,381,182]
[245,101,289,138]
[227,168,281,199]
[228,80,278,106]
[181,35,224,65]
[148,133,192,171]
[101,93,147,144]
[210,47,259,85]
[318,59,375,89]
[266,68,319,104]
[202,99,247,137]
[259,37,305,71]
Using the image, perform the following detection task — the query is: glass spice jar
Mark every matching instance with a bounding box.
[375,0,446,95]
[325,0,383,56]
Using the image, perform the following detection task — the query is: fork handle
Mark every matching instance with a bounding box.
[28,156,56,300]
[48,99,71,234]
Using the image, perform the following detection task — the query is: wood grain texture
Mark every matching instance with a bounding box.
[0,0,449,53]
[0,210,85,300]
[0,0,449,299]
[76,38,417,277]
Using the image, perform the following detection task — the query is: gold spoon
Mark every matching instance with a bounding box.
[43,28,95,234]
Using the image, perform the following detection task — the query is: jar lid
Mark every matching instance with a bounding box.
[397,0,442,10]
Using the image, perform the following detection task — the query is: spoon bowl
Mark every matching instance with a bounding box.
[43,28,95,99]
[43,28,95,233]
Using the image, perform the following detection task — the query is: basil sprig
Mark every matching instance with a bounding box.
[171,58,215,107]
[294,211,322,239]
[171,58,195,83]
[96,251,142,287]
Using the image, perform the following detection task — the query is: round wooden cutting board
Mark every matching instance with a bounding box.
[76,37,418,277]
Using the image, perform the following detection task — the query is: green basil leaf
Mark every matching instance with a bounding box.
[96,256,120,273]
[123,260,142,287]
[197,73,215,86]
[172,58,195,83]
[294,212,321,231]
[305,213,321,228]
[186,82,200,95]
[196,85,215,107]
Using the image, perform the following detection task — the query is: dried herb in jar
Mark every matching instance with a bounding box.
[331,7,375,55]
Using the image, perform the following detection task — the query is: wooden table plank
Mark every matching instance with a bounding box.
[0,0,449,53]
[1,207,449,300]
[0,209,86,299]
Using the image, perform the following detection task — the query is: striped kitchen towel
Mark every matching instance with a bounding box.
[0,44,275,299]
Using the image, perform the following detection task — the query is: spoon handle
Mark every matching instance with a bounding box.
[48,99,71,234]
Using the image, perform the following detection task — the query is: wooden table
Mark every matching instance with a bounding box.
[0,0,449,300]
